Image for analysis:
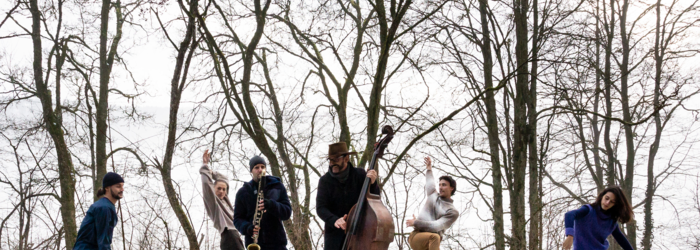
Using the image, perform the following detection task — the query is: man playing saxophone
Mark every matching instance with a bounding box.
[234,156,292,250]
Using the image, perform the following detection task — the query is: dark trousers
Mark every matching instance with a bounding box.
[221,228,245,250]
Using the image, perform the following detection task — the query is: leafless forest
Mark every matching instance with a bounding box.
[1,0,700,249]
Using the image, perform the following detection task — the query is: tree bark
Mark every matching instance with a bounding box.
[478,1,505,249]
[528,0,541,249]
[95,0,124,200]
[158,0,200,248]
[359,0,413,170]
[512,0,529,249]
[642,1,663,248]
[28,0,77,247]
[603,0,615,187]
[617,0,637,247]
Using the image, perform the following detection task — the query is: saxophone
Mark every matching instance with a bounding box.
[247,169,266,250]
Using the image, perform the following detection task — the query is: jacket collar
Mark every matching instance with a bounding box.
[246,175,281,189]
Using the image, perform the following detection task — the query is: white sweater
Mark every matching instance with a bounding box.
[414,169,459,240]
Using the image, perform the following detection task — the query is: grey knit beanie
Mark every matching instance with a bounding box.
[249,155,266,172]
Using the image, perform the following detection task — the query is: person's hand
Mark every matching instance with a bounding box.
[367,170,377,184]
[258,199,266,213]
[424,156,432,171]
[405,214,416,227]
[203,150,211,165]
[562,235,573,250]
[253,226,260,234]
[335,215,347,230]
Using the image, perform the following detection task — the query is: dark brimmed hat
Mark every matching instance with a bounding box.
[328,142,358,158]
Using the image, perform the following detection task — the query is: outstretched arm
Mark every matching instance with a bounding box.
[564,205,590,236]
[563,205,590,250]
[612,225,634,250]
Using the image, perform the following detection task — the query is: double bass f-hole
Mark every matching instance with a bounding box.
[341,125,395,250]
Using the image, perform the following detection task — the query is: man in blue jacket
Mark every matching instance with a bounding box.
[234,156,292,250]
[74,172,124,250]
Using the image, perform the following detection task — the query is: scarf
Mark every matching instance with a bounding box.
[329,163,350,183]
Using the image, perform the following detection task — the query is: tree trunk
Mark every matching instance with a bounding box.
[159,0,200,248]
[617,0,637,247]
[528,0,541,249]
[512,0,529,249]
[28,0,77,247]
[260,51,313,249]
[593,0,604,193]
[359,0,412,170]
[643,1,663,248]
[603,0,616,187]
[478,1,505,249]
[95,0,111,198]
[95,0,124,200]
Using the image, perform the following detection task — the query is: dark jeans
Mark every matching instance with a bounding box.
[221,228,244,250]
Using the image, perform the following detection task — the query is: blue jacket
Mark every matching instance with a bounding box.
[565,204,633,250]
[74,197,118,250]
[234,175,291,249]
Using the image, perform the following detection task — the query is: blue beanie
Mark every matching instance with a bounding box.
[102,172,124,188]
[249,155,266,172]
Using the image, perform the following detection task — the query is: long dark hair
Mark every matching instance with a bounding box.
[97,187,106,197]
[592,186,633,223]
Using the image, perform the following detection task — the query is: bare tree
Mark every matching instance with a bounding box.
[151,0,202,248]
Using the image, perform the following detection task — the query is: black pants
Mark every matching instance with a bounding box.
[221,228,244,250]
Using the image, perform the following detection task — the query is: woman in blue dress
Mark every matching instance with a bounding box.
[563,186,634,250]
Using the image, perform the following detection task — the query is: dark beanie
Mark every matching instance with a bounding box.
[102,172,124,188]
[249,155,266,172]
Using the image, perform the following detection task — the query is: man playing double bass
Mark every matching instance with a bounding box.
[316,142,379,250]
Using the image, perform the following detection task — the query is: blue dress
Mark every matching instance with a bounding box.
[74,197,118,250]
[564,204,633,250]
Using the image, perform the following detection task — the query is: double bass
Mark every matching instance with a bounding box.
[341,125,395,250]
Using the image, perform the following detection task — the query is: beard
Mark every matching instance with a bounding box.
[110,188,123,200]
[330,164,342,173]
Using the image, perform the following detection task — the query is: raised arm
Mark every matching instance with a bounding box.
[199,150,227,231]
[424,157,436,196]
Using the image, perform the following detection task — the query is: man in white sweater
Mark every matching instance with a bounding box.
[405,156,459,250]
